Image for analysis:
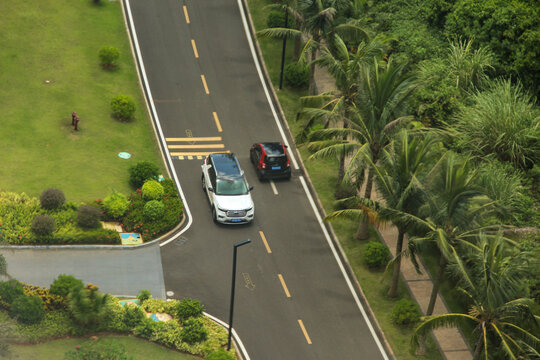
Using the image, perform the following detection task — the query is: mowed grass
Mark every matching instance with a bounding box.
[9,335,199,360]
[0,0,163,202]
[247,0,443,358]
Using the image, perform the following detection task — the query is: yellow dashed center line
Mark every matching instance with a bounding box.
[298,320,312,344]
[201,75,210,94]
[191,39,199,58]
[213,112,223,132]
[183,5,190,24]
[278,274,291,298]
[168,144,225,149]
[166,137,222,142]
[259,231,271,253]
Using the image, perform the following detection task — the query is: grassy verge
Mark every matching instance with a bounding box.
[9,335,199,360]
[0,0,164,202]
[247,0,443,358]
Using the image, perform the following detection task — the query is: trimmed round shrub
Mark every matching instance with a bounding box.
[362,242,391,269]
[267,10,286,28]
[49,274,84,298]
[206,349,236,360]
[40,188,65,210]
[110,94,135,121]
[76,205,102,229]
[137,290,152,304]
[123,304,146,329]
[391,299,421,326]
[98,46,120,68]
[103,191,129,219]
[180,318,208,344]
[142,180,164,201]
[285,61,309,88]
[175,297,204,321]
[0,279,25,305]
[31,215,56,237]
[129,161,159,189]
[10,295,45,324]
[143,200,164,221]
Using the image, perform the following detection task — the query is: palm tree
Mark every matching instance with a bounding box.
[296,33,387,182]
[326,130,440,297]
[308,58,418,238]
[412,234,540,359]
[68,283,112,330]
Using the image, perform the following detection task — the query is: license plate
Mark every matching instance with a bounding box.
[272,166,281,170]
[231,218,242,222]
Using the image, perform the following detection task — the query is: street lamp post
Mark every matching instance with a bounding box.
[278,7,289,90]
[227,239,251,351]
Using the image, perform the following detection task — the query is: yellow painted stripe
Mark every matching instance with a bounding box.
[213,112,223,132]
[298,320,312,344]
[201,75,209,94]
[259,231,271,254]
[278,274,291,298]
[167,144,225,149]
[183,5,190,24]
[166,137,222,142]
[170,151,230,156]
[191,39,199,58]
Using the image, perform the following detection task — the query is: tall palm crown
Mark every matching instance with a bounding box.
[413,234,540,360]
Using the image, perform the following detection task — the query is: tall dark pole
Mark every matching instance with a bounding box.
[227,239,251,351]
[278,8,289,90]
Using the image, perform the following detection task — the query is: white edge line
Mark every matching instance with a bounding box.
[204,312,251,360]
[299,176,389,359]
[124,0,193,247]
[270,180,278,195]
[235,0,388,356]
[236,0,298,171]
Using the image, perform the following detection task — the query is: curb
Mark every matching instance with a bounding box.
[239,1,395,358]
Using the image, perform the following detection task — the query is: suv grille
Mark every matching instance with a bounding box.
[227,210,246,217]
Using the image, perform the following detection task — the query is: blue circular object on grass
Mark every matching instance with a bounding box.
[118,152,131,159]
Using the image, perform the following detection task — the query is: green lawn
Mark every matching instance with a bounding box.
[246,0,443,358]
[9,335,199,360]
[0,0,164,202]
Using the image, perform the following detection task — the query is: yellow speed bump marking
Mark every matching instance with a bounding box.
[183,5,190,23]
[259,231,271,253]
[167,144,225,149]
[166,137,222,142]
[213,112,223,132]
[201,75,209,94]
[298,320,312,344]
[170,151,230,157]
[191,39,199,58]
[278,274,291,298]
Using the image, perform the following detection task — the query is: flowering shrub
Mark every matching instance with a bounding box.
[23,283,65,310]
[0,192,41,244]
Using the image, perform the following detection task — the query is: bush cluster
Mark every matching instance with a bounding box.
[206,349,236,360]
[76,205,102,229]
[10,295,45,324]
[31,215,56,237]
[142,180,164,200]
[111,95,136,121]
[98,46,120,69]
[49,275,84,299]
[40,188,65,210]
[129,161,160,189]
[362,242,391,269]
[103,191,129,219]
[284,61,309,88]
[175,298,204,321]
[23,283,65,310]
[181,318,208,344]
[143,200,164,221]
[0,279,25,307]
[390,299,421,326]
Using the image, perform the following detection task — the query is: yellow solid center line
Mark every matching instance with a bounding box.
[213,112,223,132]
[298,320,312,344]
[259,231,271,253]
[168,144,225,149]
[170,151,230,156]
[191,39,199,58]
[166,137,222,142]
[201,75,210,94]
[183,5,190,24]
[278,274,291,298]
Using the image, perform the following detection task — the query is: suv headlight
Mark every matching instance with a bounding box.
[245,207,253,212]
[217,207,227,212]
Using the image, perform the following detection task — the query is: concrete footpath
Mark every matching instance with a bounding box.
[313,65,473,360]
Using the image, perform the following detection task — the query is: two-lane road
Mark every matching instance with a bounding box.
[126,0,387,359]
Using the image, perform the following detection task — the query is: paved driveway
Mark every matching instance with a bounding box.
[0,243,165,298]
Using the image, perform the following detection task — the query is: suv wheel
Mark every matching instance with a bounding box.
[202,175,206,192]
[212,207,217,223]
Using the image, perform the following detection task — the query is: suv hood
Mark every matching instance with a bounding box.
[215,194,253,211]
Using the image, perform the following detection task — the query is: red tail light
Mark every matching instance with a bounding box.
[283,144,290,167]
[258,145,267,169]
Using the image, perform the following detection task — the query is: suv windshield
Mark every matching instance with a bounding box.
[216,177,249,195]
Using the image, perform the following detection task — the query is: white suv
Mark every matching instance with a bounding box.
[201,153,254,224]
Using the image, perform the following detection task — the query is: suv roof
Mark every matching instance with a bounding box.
[261,142,285,156]
[209,153,242,176]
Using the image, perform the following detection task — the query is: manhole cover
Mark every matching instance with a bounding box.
[166,291,174,297]
[174,236,188,246]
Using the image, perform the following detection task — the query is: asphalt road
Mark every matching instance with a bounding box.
[126,0,387,359]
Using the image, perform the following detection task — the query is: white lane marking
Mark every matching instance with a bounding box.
[235,0,298,171]
[298,176,389,359]
[204,312,251,360]
[124,1,193,246]
[270,180,278,195]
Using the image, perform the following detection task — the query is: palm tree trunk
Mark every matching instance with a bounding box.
[387,230,405,298]
[308,60,317,95]
[336,121,349,184]
[473,334,484,360]
[293,37,301,61]
[355,166,375,240]
[426,254,447,316]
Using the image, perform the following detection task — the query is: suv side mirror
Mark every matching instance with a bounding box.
[249,186,254,191]
[208,187,214,193]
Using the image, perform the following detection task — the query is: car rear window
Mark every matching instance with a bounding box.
[265,155,287,165]
[263,143,285,156]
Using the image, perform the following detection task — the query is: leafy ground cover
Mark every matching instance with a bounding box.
[246,0,443,358]
[0,0,164,202]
